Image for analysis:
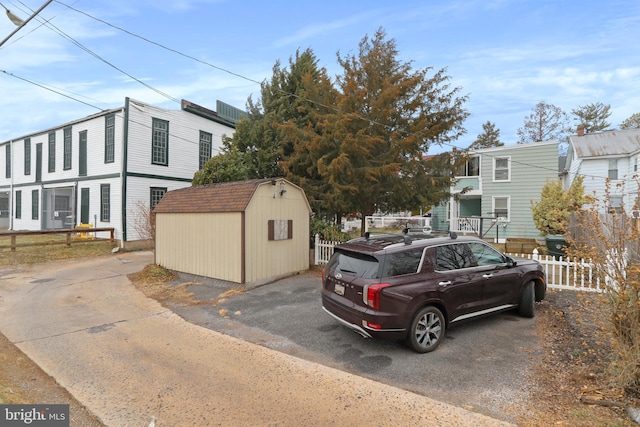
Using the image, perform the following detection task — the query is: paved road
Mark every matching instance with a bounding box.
[0,252,512,426]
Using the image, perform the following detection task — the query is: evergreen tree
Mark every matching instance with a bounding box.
[571,102,611,133]
[316,28,468,231]
[468,121,503,150]
[192,146,252,185]
[198,48,324,183]
[620,113,640,130]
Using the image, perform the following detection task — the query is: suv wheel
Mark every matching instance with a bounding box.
[407,306,445,353]
[518,281,535,318]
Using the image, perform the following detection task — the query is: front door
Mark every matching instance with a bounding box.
[81,188,90,224]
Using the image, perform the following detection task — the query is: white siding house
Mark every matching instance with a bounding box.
[0,98,243,247]
[564,129,640,212]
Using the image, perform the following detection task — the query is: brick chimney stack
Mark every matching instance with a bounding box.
[577,126,585,137]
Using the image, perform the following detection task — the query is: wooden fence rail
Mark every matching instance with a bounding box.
[0,228,115,251]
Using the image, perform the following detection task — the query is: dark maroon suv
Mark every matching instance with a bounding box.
[321,230,546,353]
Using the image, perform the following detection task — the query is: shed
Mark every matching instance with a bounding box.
[153,178,311,285]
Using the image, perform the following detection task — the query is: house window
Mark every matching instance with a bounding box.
[32,189,39,220]
[24,138,31,175]
[199,130,212,170]
[15,190,21,219]
[79,130,87,176]
[48,131,56,173]
[608,159,619,180]
[150,187,167,209]
[63,126,72,170]
[493,196,510,221]
[105,113,115,163]
[494,157,510,181]
[458,156,479,177]
[100,184,110,222]
[5,144,10,178]
[609,195,623,213]
[152,118,169,166]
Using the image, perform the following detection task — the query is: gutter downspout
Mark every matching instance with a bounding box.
[121,98,130,246]
[9,140,13,230]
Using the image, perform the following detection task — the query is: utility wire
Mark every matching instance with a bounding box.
[54,0,263,87]
[1,69,103,109]
[4,1,618,183]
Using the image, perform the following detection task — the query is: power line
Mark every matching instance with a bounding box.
[54,0,263,86]
[1,69,103,109]
[3,2,615,183]
[16,0,180,104]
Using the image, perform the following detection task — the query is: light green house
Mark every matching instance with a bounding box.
[431,141,559,242]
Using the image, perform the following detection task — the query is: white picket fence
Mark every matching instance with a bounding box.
[313,235,602,292]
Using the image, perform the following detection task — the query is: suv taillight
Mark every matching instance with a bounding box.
[365,283,390,309]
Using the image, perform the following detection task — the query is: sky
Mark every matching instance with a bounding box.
[0,0,638,154]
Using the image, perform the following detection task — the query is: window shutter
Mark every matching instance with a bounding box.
[268,220,274,240]
[287,220,293,239]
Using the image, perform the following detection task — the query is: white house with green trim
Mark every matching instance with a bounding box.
[431,141,559,242]
[0,97,242,247]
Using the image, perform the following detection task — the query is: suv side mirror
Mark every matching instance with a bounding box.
[506,256,517,267]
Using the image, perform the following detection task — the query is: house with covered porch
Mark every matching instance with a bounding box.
[431,141,559,243]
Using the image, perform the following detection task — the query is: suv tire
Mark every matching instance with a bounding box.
[406,306,445,353]
[518,281,535,318]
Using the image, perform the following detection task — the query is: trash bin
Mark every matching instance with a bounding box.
[546,234,568,259]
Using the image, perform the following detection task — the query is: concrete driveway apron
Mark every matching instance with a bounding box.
[0,252,512,426]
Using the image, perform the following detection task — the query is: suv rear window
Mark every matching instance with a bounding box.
[328,250,380,279]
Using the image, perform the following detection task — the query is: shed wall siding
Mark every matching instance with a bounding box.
[156,212,243,283]
[244,184,310,282]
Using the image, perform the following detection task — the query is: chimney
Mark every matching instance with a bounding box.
[577,126,585,137]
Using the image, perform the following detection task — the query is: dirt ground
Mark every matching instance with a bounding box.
[1,273,639,426]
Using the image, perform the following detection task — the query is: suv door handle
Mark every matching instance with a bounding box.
[482,274,493,279]
[438,281,451,287]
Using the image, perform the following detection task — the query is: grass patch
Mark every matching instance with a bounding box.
[0,235,116,267]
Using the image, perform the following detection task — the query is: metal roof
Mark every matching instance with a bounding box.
[569,129,640,158]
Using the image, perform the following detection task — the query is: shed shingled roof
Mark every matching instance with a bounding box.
[153,178,275,213]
